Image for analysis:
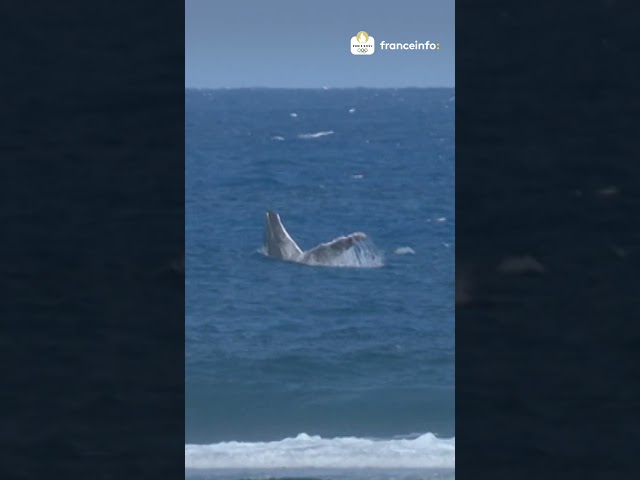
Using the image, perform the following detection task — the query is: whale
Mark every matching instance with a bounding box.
[263,210,368,265]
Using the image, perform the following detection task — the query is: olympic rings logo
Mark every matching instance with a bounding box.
[357,47,368,53]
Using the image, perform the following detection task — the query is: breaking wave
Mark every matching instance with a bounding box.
[185,432,455,470]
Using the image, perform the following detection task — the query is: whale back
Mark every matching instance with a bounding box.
[301,232,368,264]
[264,211,303,261]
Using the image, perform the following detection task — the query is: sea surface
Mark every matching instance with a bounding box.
[185,88,455,479]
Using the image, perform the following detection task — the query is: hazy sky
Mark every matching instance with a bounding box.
[186,0,454,88]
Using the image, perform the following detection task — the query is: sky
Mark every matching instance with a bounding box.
[186,0,454,88]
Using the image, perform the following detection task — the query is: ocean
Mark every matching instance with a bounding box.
[185,88,455,479]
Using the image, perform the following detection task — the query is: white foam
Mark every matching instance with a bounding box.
[298,130,334,139]
[349,107,356,113]
[395,246,415,255]
[185,432,454,470]
[271,135,285,141]
[290,112,298,118]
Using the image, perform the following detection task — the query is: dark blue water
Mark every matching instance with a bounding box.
[185,88,454,474]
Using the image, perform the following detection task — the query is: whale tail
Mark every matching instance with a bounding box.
[264,211,304,261]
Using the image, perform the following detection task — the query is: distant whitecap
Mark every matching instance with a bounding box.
[290,112,298,118]
[395,246,415,255]
[298,130,334,139]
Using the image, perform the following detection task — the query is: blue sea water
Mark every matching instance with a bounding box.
[185,88,455,479]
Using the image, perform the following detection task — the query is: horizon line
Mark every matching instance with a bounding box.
[185,85,455,90]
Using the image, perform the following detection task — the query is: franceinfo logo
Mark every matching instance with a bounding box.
[350,31,375,55]
[350,32,442,55]
[379,40,441,51]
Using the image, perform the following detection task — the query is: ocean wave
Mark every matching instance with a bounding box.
[298,131,334,139]
[185,432,455,470]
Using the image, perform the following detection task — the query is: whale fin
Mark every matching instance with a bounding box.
[263,211,304,261]
[301,232,367,264]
